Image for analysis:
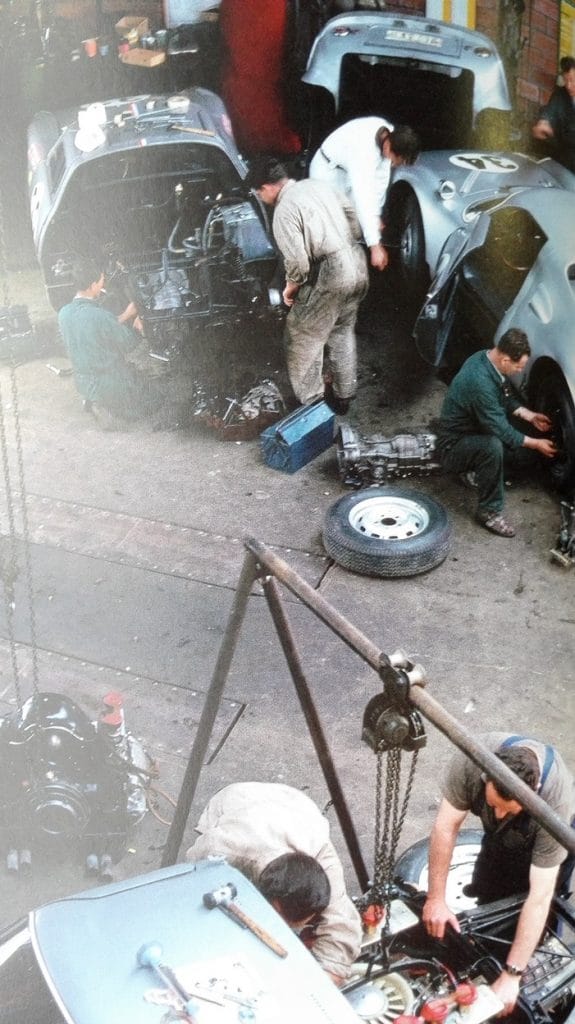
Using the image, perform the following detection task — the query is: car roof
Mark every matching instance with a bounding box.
[29,859,359,1024]
[28,86,245,185]
[303,11,511,117]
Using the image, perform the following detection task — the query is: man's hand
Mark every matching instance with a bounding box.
[491,971,521,1016]
[532,118,554,140]
[524,436,558,458]
[369,243,389,271]
[283,281,300,307]
[516,407,553,433]
[422,895,460,939]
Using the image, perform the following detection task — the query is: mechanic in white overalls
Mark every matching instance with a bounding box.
[309,117,420,271]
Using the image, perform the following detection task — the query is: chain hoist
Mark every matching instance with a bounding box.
[358,651,426,934]
[0,167,40,709]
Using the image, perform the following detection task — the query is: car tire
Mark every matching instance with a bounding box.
[386,188,429,300]
[531,367,575,495]
[394,829,484,911]
[323,487,451,578]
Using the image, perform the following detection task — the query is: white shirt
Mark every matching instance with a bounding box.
[309,116,394,247]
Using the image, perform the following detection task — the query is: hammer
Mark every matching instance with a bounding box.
[203,882,288,958]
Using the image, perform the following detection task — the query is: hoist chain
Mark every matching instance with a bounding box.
[0,174,40,702]
[361,743,419,927]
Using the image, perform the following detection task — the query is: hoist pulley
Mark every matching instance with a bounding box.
[362,653,427,754]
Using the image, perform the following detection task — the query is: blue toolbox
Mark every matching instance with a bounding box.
[260,400,336,473]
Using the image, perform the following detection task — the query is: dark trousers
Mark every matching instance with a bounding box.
[440,436,539,517]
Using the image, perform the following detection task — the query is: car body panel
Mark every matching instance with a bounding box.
[15,860,359,1024]
[27,88,278,342]
[302,12,511,149]
[415,186,575,393]
[388,150,573,278]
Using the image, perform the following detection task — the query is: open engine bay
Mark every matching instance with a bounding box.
[345,888,575,1024]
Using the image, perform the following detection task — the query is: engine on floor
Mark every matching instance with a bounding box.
[0,690,151,877]
[337,424,441,488]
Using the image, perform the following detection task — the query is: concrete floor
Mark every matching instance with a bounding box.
[0,260,573,929]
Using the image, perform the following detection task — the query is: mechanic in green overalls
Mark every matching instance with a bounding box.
[58,258,174,424]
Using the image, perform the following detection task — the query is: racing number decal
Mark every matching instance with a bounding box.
[449,154,519,173]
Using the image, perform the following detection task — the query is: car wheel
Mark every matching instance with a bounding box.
[394,829,484,911]
[531,367,575,495]
[387,189,429,299]
[323,487,451,578]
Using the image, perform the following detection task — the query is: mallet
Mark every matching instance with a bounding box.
[203,882,288,958]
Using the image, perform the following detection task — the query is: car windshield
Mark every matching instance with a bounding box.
[0,926,65,1024]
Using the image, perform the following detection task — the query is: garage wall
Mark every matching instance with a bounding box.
[386,0,561,145]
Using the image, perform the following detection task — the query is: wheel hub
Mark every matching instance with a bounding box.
[348,496,430,541]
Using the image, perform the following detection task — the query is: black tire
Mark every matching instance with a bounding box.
[323,487,451,578]
[530,366,575,495]
[394,829,484,911]
[385,188,430,300]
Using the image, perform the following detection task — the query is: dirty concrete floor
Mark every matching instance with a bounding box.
[0,258,573,930]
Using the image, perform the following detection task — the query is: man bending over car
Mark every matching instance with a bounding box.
[423,733,575,1015]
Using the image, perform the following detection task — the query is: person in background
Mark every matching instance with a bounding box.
[309,117,420,270]
[532,56,575,173]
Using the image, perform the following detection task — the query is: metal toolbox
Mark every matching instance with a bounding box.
[260,400,335,473]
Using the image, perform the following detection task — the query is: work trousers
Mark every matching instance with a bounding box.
[285,247,368,405]
[440,435,538,517]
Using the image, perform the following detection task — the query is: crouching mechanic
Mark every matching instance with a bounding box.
[58,258,190,426]
[185,782,362,984]
[423,733,575,1015]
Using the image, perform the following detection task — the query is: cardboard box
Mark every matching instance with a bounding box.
[260,401,335,473]
[115,15,149,39]
[119,46,166,66]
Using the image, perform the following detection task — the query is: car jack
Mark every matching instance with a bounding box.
[550,498,575,567]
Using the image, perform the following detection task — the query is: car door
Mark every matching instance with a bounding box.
[414,215,489,366]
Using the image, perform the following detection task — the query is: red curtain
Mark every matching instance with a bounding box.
[220,0,302,155]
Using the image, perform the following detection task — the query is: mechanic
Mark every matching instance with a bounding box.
[185,781,362,984]
[58,259,186,427]
[246,156,368,413]
[309,118,420,270]
[436,328,557,537]
[423,732,575,1015]
[532,56,575,173]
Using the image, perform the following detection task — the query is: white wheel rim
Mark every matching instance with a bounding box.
[348,496,430,541]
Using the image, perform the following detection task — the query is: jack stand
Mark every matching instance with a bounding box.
[550,499,575,568]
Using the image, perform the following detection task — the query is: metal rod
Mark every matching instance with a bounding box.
[262,575,369,890]
[161,550,258,866]
[244,538,575,857]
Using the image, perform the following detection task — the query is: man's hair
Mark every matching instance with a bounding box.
[71,258,103,291]
[489,745,540,801]
[560,56,575,75]
[245,156,289,190]
[497,327,531,362]
[376,124,420,165]
[258,852,331,923]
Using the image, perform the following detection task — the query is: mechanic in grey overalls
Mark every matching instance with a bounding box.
[246,157,368,414]
[423,732,575,1016]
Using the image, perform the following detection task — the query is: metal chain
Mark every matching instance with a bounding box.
[0,173,40,700]
[362,744,420,925]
